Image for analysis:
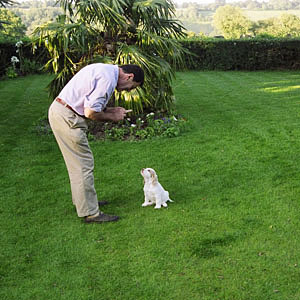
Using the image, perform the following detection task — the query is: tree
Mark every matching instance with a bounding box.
[33,0,188,114]
[255,13,300,37]
[186,5,198,21]
[213,5,252,39]
[245,0,261,10]
[0,0,17,32]
[252,18,276,36]
[269,0,293,10]
[0,0,16,7]
[12,6,62,35]
[0,8,26,38]
[275,13,300,36]
[215,0,226,7]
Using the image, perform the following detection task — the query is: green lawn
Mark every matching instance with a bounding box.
[1,71,300,299]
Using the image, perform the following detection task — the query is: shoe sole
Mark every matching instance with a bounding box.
[84,216,120,223]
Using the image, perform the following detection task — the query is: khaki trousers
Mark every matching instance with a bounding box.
[48,100,99,217]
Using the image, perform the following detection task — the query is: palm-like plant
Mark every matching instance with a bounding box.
[33,0,187,113]
[0,0,16,7]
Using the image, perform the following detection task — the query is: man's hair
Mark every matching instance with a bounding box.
[120,64,144,86]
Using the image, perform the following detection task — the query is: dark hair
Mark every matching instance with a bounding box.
[120,64,144,86]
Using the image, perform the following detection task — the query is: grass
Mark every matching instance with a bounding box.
[1,71,300,299]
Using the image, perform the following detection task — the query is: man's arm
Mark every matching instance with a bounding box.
[84,107,132,122]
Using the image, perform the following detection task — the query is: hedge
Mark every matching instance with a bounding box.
[179,38,300,71]
[2,37,300,78]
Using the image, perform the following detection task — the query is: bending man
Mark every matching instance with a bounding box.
[48,63,144,223]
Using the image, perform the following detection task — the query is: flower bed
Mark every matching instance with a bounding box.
[87,112,188,141]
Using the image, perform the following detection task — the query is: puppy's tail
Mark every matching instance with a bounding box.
[166,191,174,203]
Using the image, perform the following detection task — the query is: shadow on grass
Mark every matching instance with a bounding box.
[190,234,237,259]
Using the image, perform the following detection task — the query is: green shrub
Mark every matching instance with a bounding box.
[5,66,18,78]
[179,37,300,70]
[20,58,44,75]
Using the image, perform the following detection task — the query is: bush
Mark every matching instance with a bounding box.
[5,66,18,78]
[179,37,300,71]
[20,58,44,75]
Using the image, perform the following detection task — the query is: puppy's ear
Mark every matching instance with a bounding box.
[150,170,158,183]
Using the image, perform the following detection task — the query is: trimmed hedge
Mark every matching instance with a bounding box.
[180,38,300,71]
[2,37,300,78]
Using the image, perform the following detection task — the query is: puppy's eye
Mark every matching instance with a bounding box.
[148,170,151,172]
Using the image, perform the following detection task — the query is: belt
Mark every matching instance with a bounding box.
[56,98,86,118]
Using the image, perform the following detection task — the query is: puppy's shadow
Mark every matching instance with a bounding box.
[190,235,237,259]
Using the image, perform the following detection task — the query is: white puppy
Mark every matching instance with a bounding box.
[140,168,174,209]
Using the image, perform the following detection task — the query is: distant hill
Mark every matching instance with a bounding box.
[8,0,300,37]
[244,9,300,21]
[176,9,300,36]
[180,21,216,36]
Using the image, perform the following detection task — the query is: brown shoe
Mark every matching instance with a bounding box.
[84,212,120,223]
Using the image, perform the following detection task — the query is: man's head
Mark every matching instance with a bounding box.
[116,64,144,92]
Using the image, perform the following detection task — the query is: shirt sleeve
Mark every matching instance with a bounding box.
[84,76,114,112]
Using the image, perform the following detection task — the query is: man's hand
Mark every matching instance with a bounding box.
[105,107,132,115]
[84,107,132,122]
[104,107,132,122]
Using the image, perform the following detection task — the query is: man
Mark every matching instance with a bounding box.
[48,63,144,223]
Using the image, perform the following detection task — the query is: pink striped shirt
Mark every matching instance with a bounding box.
[58,63,119,116]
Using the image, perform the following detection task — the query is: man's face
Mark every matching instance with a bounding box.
[116,73,140,92]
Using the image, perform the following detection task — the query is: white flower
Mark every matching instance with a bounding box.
[146,112,154,117]
[172,116,177,121]
[131,124,136,127]
[11,56,19,63]
[127,118,131,121]
[16,49,19,53]
[15,40,23,48]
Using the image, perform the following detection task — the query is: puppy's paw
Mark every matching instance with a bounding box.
[154,205,161,209]
[162,203,168,207]
[142,202,153,207]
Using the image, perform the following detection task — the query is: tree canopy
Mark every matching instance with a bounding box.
[212,4,300,39]
[0,8,26,39]
[34,0,188,113]
[254,13,300,37]
[176,0,300,11]
[213,5,252,38]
